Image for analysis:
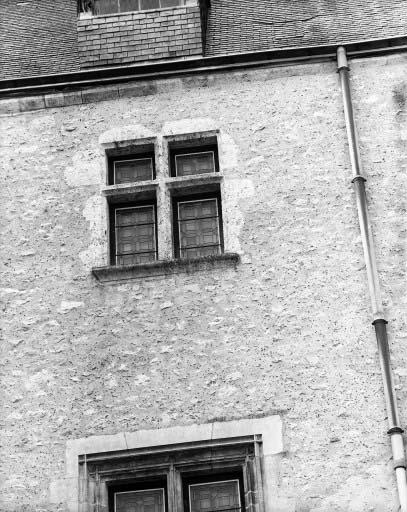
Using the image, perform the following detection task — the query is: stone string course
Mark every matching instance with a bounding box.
[77,6,203,68]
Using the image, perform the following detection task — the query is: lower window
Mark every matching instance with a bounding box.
[173,194,224,259]
[79,436,264,512]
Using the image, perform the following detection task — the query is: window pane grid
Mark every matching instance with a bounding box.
[189,480,241,512]
[177,199,221,259]
[94,0,184,14]
[114,158,154,184]
[175,151,216,177]
[115,205,157,265]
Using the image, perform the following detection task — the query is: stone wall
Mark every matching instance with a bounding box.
[1,54,407,511]
[77,3,203,69]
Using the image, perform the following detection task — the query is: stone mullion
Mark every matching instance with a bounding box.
[156,136,174,260]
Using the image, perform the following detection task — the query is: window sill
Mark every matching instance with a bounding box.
[91,253,240,283]
[102,181,158,203]
[165,173,222,194]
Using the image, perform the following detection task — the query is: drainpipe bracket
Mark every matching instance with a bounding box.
[336,46,349,71]
[351,175,367,184]
[388,426,404,435]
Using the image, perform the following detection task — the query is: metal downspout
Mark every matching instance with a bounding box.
[336,46,407,510]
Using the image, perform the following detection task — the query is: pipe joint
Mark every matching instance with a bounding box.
[373,318,388,326]
[394,458,407,470]
[388,426,405,435]
[351,175,367,184]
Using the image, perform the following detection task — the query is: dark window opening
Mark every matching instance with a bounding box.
[110,201,158,265]
[173,192,224,259]
[183,472,244,512]
[108,152,155,185]
[170,144,219,178]
[109,477,168,512]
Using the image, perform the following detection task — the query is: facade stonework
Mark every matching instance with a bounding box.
[1,54,407,511]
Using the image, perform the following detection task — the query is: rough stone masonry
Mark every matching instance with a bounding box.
[1,54,407,511]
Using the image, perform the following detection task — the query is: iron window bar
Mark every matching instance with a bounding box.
[193,508,242,512]
[179,243,221,250]
[116,250,157,256]
[116,221,156,228]
[178,215,219,221]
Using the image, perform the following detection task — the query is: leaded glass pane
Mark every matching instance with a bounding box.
[115,206,156,265]
[115,488,165,512]
[140,0,160,9]
[114,158,153,184]
[175,152,215,177]
[160,0,182,7]
[178,199,220,258]
[116,206,154,226]
[120,0,140,12]
[189,480,240,512]
[94,0,119,14]
[179,199,217,220]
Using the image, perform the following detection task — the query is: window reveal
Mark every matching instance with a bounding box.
[176,198,223,258]
[113,204,157,265]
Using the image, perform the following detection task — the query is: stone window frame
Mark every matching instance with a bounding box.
[62,416,283,512]
[92,128,239,282]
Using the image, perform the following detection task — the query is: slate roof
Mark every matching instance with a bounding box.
[205,0,407,55]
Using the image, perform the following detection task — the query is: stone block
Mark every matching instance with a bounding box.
[44,93,66,108]
[82,86,119,103]
[118,82,158,98]
[18,95,46,112]
[0,98,20,115]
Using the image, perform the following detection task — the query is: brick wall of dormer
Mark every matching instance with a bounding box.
[77,2,203,69]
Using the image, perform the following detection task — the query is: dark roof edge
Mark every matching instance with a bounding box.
[1,35,406,97]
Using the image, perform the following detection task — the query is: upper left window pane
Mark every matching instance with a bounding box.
[108,151,155,185]
[114,158,154,184]
[94,0,119,14]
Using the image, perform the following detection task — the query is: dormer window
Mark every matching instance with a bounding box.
[92,0,185,15]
